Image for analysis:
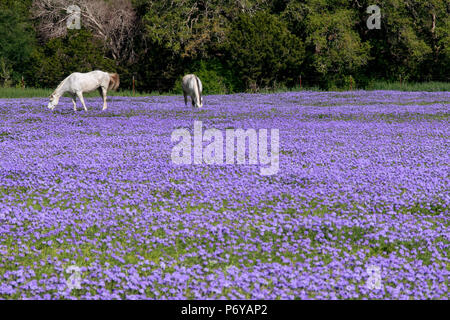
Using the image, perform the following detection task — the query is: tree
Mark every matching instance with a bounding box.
[436,15,450,80]
[31,0,138,63]
[356,0,448,81]
[26,29,116,88]
[306,8,370,87]
[0,2,36,84]
[138,0,272,92]
[140,0,276,60]
[222,11,305,91]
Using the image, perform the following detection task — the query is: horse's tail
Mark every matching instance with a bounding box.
[108,73,120,91]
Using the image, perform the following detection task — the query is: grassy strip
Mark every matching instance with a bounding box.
[0,81,448,98]
[0,87,171,99]
[366,81,450,92]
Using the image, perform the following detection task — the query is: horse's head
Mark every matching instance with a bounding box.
[47,93,60,110]
[196,97,203,108]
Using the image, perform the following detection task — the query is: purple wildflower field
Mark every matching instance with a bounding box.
[0,90,448,299]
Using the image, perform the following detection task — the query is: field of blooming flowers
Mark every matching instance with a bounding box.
[0,90,448,299]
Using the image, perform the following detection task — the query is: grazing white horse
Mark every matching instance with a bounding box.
[47,70,120,111]
[182,74,203,108]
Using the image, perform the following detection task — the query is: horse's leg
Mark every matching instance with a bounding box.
[76,91,88,111]
[98,87,105,110]
[191,96,195,108]
[71,94,77,111]
[183,91,188,106]
[100,87,108,110]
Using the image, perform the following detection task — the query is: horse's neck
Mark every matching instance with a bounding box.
[54,76,70,97]
[53,88,65,98]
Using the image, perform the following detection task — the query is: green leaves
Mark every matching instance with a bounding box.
[1,0,449,91]
[306,9,370,82]
[0,4,35,83]
[26,29,115,88]
[222,11,305,91]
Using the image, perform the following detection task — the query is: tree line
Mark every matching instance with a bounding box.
[0,0,449,93]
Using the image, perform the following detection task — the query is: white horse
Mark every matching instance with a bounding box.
[47,70,120,111]
[182,74,203,108]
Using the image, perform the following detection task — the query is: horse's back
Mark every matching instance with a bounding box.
[182,74,201,92]
[67,70,109,92]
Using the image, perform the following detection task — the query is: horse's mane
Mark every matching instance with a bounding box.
[195,75,202,105]
[52,74,71,95]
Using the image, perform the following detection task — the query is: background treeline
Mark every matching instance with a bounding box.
[0,0,449,93]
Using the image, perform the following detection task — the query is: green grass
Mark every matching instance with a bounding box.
[0,86,322,98]
[246,81,450,93]
[0,87,53,98]
[0,80,448,99]
[366,80,450,92]
[0,87,168,99]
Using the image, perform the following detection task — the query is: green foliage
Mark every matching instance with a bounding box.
[0,0,448,92]
[0,2,35,84]
[306,9,371,88]
[343,75,355,90]
[222,11,305,91]
[26,29,116,88]
[172,59,237,94]
[359,0,448,82]
[141,0,231,59]
[0,57,12,87]
[135,44,183,94]
[436,15,450,79]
